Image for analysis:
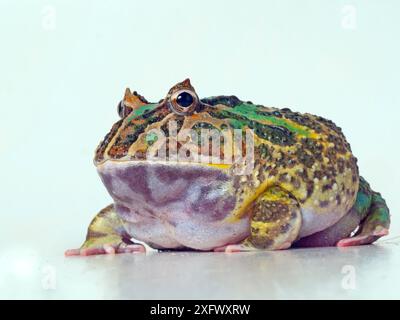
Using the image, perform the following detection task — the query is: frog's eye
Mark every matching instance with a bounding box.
[117,100,133,118]
[169,90,199,115]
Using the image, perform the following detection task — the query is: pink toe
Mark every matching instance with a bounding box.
[65,248,81,256]
[225,245,242,253]
[103,244,116,254]
[337,236,368,247]
[117,244,146,254]
[213,246,227,252]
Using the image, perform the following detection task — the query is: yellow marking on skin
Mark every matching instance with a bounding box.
[204,163,232,170]
[217,104,321,140]
[251,221,277,234]
[225,177,272,223]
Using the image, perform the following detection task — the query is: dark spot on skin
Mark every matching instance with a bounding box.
[269,167,279,177]
[279,173,290,183]
[280,223,291,233]
[292,178,301,189]
[313,170,324,180]
[141,108,158,119]
[327,134,348,154]
[302,138,323,160]
[296,169,308,181]
[319,200,329,208]
[252,123,295,146]
[201,96,242,108]
[315,115,344,136]
[306,180,314,198]
[192,122,218,130]
[133,91,149,104]
[337,158,345,174]
[296,148,315,168]
[322,184,332,192]
[258,144,270,159]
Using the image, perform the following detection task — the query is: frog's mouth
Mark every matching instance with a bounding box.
[96,160,238,224]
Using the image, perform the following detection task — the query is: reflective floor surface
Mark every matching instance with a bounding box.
[1,237,399,299]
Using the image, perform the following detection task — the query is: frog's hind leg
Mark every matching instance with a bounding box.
[215,186,302,252]
[294,177,390,248]
[65,204,145,256]
[337,179,390,247]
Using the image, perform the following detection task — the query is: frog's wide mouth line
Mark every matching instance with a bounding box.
[95,158,233,171]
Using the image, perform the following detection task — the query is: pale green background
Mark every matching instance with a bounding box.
[0,0,399,299]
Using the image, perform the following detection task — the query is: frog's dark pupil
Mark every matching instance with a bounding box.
[176,92,194,108]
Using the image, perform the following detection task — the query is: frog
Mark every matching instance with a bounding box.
[65,79,390,256]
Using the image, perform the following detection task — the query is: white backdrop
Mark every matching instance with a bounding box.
[1,0,399,263]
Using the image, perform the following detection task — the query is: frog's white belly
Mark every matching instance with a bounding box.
[98,160,250,250]
[123,215,250,250]
[97,160,351,250]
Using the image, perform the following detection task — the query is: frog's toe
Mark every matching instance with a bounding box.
[116,243,146,254]
[336,227,389,247]
[64,243,146,256]
[214,244,255,253]
[64,246,109,256]
[64,248,82,256]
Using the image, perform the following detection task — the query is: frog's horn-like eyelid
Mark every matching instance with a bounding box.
[124,88,132,99]
[182,78,191,87]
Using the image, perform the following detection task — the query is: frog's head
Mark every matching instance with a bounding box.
[94,79,246,166]
[93,80,250,244]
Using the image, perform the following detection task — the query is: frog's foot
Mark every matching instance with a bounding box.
[213,242,288,253]
[65,204,145,256]
[65,243,146,256]
[216,186,301,253]
[294,176,390,248]
[214,243,255,253]
[336,228,389,247]
[337,188,390,247]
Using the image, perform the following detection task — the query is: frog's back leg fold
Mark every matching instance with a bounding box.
[337,182,390,247]
[294,177,390,247]
[65,204,145,256]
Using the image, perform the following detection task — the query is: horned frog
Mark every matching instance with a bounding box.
[66,79,390,256]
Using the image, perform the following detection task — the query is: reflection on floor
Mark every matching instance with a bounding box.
[1,238,400,299]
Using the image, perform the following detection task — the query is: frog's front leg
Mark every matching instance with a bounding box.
[65,204,146,256]
[215,186,302,252]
